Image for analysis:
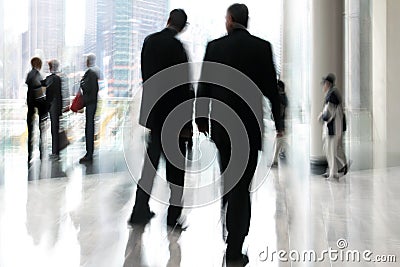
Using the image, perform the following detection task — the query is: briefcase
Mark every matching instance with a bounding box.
[59,130,70,151]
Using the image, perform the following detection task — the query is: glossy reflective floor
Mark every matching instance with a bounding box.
[0,99,399,266]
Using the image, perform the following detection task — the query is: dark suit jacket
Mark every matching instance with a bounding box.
[42,73,62,116]
[25,68,43,105]
[139,27,194,133]
[80,68,99,106]
[196,28,282,150]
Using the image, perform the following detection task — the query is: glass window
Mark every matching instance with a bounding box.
[0,0,282,99]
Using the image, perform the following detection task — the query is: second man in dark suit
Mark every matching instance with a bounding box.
[42,59,63,160]
[196,4,283,266]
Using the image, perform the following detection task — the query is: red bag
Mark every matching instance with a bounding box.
[70,91,84,112]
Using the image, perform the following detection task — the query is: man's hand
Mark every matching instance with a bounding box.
[276,131,284,138]
[197,123,209,135]
[317,112,323,122]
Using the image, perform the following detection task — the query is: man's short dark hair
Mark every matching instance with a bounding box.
[31,57,42,69]
[168,9,187,31]
[227,3,249,28]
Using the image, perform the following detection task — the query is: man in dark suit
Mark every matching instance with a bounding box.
[129,9,194,230]
[196,4,283,266]
[26,57,48,164]
[79,53,101,163]
[42,59,63,160]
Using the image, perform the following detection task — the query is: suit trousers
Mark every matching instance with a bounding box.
[49,108,60,155]
[215,138,259,260]
[323,134,346,177]
[27,103,48,161]
[133,131,187,225]
[85,103,97,157]
[337,135,347,169]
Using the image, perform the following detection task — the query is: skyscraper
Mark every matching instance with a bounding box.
[0,0,4,98]
[84,0,131,97]
[109,0,134,97]
[83,0,168,97]
[85,0,97,56]
[29,0,65,65]
[132,0,168,95]
[0,3,25,99]
[133,0,168,52]
[96,0,114,82]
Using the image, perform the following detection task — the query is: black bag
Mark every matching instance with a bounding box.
[59,130,70,151]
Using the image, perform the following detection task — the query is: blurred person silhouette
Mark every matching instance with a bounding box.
[26,57,48,165]
[26,167,66,247]
[271,79,288,166]
[196,4,283,266]
[41,59,63,161]
[167,230,182,267]
[123,226,145,267]
[128,9,194,231]
[318,73,348,179]
[79,53,101,164]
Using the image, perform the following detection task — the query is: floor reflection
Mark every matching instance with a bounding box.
[0,101,399,266]
[167,230,182,267]
[123,226,146,267]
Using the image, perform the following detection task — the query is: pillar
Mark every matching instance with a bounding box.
[309,0,344,165]
[372,0,400,168]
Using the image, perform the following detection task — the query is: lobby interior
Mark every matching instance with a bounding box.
[1,0,400,266]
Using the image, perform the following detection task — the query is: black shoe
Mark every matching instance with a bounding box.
[226,254,249,267]
[128,211,155,226]
[49,154,60,161]
[323,173,340,179]
[339,164,348,175]
[79,156,93,164]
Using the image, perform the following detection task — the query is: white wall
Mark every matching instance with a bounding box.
[372,0,400,167]
[309,0,344,163]
[386,0,400,159]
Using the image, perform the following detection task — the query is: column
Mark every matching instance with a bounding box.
[309,0,344,165]
[344,0,361,110]
[372,0,400,168]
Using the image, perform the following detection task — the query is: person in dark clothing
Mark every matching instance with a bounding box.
[26,57,48,164]
[271,80,288,165]
[128,9,194,231]
[41,59,63,160]
[79,53,101,164]
[196,4,283,266]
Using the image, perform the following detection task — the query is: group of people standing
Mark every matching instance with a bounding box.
[25,53,100,165]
